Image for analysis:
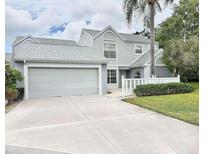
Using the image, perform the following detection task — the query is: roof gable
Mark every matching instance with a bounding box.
[13,35,39,46]
[93,25,124,40]
[13,36,78,47]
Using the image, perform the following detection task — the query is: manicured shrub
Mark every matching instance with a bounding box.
[134,83,193,96]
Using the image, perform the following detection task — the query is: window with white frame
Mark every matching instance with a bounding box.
[107,69,117,84]
[104,40,116,58]
[134,44,143,54]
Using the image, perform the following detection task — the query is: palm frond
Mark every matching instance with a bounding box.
[123,0,137,24]
[155,1,162,12]
[123,0,147,24]
[165,0,174,6]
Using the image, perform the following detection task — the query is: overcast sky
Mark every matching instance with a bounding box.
[5,0,179,53]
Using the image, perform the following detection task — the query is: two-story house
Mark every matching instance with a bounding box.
[9,25,172,99]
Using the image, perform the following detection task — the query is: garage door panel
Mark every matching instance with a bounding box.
[28,68,98,98]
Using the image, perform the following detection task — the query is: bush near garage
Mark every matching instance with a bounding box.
[134,83,193,96]
[5,62,23,101]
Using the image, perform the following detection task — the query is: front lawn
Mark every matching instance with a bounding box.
[123,82,199,125]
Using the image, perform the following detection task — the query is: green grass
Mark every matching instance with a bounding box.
[123,82,199,125]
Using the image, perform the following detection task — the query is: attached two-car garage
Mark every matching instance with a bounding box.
[27,67,100,99]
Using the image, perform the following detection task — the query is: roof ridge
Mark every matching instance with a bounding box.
[16,36,77,42]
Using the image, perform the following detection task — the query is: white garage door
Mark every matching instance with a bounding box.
[28,68,98,98]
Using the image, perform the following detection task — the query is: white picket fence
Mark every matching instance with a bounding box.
[122,75,180,97]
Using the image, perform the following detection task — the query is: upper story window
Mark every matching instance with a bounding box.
[104,40,116,58]
[104,32,116,59]
[134,44,143,54]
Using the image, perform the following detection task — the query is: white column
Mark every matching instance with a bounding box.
[121,75,125,97]
[98,65,102,95]
[177,74,180,82]
[24,64,29,100]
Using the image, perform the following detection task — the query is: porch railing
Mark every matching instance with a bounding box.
[121,75,180,97]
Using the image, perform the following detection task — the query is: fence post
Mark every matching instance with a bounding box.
[122,75,125,98]
[152,75,155,84]
[177,74,180,82]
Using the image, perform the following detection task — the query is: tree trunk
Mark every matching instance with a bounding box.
[150,4,155,77]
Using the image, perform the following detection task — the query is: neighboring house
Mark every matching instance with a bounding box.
[9,25,172,99]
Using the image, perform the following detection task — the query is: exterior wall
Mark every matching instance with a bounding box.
[154,66,173,77]
[101,64,107,94]
[79,32,93,47]
[93,29,118,66]
[130,67,144,78]
[144,65,173,78]
[93,28,159,67]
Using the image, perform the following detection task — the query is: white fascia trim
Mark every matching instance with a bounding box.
[144,64,166,67]
[24,62,29,100]
[26,63,101,68]
[13,35,40,47]
[144,50,162,65]
[82,29,94,39]
[154,54,163,64]
[93,25,124,41]
[129,52,146,66]
[24,63,103,99]
[82,30,94,46]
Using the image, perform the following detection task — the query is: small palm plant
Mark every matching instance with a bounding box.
[123,0,174,77]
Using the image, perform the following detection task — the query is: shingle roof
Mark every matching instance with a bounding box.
[83,29,100,37]
[83,28,152,43]
[130,50,162,67]
[14,41,107,63]
[13,36,78,46]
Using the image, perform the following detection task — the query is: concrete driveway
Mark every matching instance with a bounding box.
[6,95,198,154]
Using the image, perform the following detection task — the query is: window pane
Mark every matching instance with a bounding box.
[111,70,116,76]
[135,49,142,54]
[111,77,116,83]
[104,51,116,58]
[104,40,116,58]
[107,77,110,84]
[107,70,111,76]
[107,69,117,84]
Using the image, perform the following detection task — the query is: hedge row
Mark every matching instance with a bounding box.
[134,83,193,96]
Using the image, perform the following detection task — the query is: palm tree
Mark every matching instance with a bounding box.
[123,0,174,77]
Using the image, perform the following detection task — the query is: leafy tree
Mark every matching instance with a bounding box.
[163,36,198,80]
[134,29,150,39]
[5,62,23,90]
[156,0,199,48]
[123,0,174,77]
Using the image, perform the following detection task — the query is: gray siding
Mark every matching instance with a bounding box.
[154,66,173,77]
[79,32,93,47]
[92,27,157,66]
[93,29,118,66]
[130,67,144,78]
